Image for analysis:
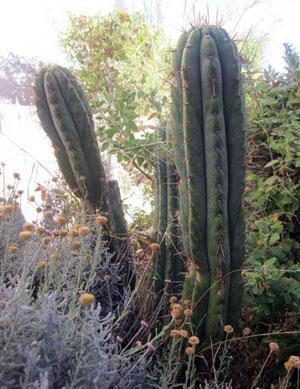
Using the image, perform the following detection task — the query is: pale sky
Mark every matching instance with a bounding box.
[0,0,299,70]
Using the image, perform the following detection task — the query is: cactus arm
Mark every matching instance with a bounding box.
[34,69,78,191]
[154,129,168,296]
[170,31,190,256]
[200,31,231,339]
[44,71,97,200]
[209,28,246,327]
[165,161,183,293]
[181,30,211,334]
[52,67,108,207]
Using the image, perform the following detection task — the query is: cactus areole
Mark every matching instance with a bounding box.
[170,26,246,341]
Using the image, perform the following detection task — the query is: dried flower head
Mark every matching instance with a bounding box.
[170,329,180,338]
[8,244,19,254]
[72,241,81,250]
[150,243,160,252]
[85,254,91,261]
[188,336,200,345]
[70,229,80,238]
[185,347,195,356]
[19,230,32,241]
[271,214,279,222]
[3,204,14,214]
[284,356,300,371]
[169,296,178,304]
[78,175,86,182]
[78,226,90,236]
[59,230,69,238]
[13,172,21,180]
[44,211,53,219]
[54,215,66,225]
[243,327,251,336]
[269,342,279,353]
[37,260,46,269]
[179,329,188,338]
[36,226,45,234]
[23,222,34,231]
[28,195,35,202]
[79,293,96,305]
[103,274,111,282]
[96,215,108,225]
[42,237,51,246]
[224,325,234,334]
[184,308,193,318]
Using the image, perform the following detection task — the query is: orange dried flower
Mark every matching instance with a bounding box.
[23,222,34,231]
[284,356,300,371]
[224,325,234,334]
[184,308,193,318]
[37,260,46,269]
[179,329,188,338]
[79,293,96,305]
[36,226,45,234]
[72,241,81,250]
[70,229,80,238]
[19,230,32,241]
[170,329,180,338]
[150,243,160,252]
[42,237,51,246]
[269,342,279,352]
[78,226,90,236]
[44,211,53,219]
[96,215,108,225]
[188,336,200,345]
[41,190,48,201]
[271,214,279,222]
[8,244,18,254]
[169,296,178,304]
[53,215,66,225]
[59,230,69,238]
[185,347,195,356]
[3,204,14,214]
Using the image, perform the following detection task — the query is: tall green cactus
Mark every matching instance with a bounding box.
[170,26,246,341]
[34,65,108,211]
[34,65,132,270]
[152,124,183,309]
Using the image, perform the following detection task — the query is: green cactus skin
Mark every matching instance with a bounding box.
[34,66,135,282]
[35,65,108,211]
[170,27,246,341]
[153,126,168,300]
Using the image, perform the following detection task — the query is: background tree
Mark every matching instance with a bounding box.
[61,11,171,182]
[0,53,42,105]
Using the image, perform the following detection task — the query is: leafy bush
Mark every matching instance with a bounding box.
[244,43,300,321]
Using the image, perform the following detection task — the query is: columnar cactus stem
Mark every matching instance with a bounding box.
[170,26,246,341]
[34,66,134,283]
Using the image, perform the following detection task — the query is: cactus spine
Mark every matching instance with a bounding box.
[170,26,246,340]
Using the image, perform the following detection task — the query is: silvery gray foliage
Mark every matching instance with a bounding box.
[0,287,154,388]
[0,207,157,388]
